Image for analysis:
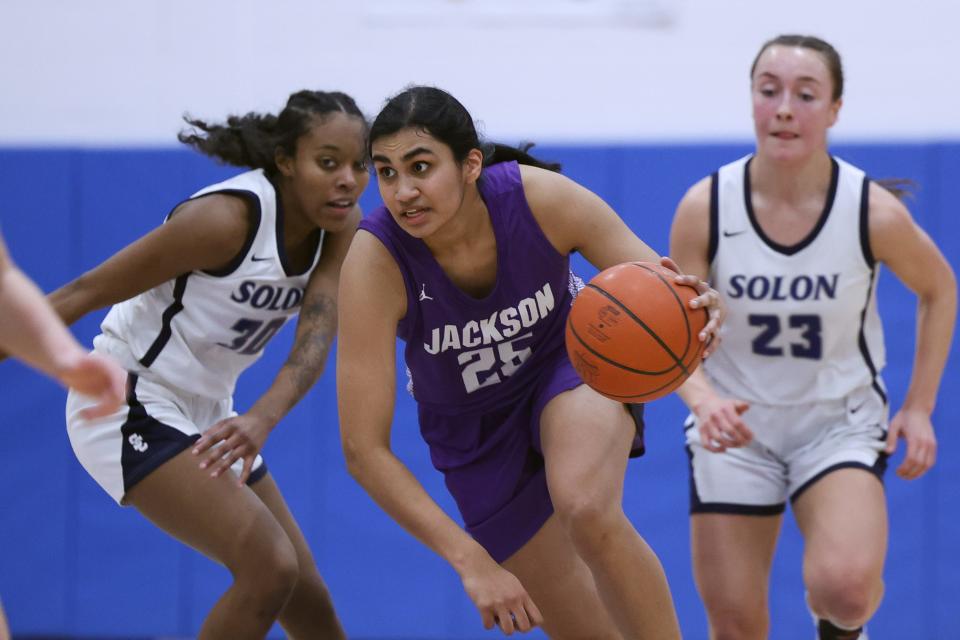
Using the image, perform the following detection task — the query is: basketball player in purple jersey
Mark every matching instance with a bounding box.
[0,229,126,638]
[671,36,957,640]
[337,86,722,637]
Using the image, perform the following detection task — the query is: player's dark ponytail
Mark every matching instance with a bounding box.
[370,86,561,173]
[875,177,917,201]
[179,90,366,176]
[483,142,561,172]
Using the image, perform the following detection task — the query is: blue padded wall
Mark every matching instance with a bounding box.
[0,143,957,639]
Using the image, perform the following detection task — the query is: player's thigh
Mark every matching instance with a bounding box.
[126,448,293,569]
[691,513,781,612]
[793,467,887,581]
[503,514,620,640]
[540,385,634,506]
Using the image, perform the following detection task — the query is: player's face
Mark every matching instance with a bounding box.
[279,112,370,231]
[751,45,841,163]
[371,127,482,239]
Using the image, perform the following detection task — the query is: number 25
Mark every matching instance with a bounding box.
[458,333,533,393]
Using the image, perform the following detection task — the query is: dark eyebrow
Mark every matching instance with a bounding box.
[402,146,435,161]
[371,146,436,165]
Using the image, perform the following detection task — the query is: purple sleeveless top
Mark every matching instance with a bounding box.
[358,161,574,416]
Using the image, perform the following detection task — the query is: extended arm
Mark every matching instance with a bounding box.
[337,231,541,632]
[194,206,363,482]
[0,233,125,418]
[520,165,722,351]
[48,194,253,324]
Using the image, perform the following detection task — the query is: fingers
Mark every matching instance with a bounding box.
[209,447,243,479]
[523,595,544,626]
[79,398,119,420]
[64,355,128,418]
[192,421,254,481]
[239,455,255,487]
[686,286,722,350]
[77,374,128,420]
[493,607,537,634]
[897,433,937,480]
[102,361,127,410]
[482,598,540,634]
[699,405,752,452]
[494,607,516,634]
[192,421,226,456]
[659,255,680,274]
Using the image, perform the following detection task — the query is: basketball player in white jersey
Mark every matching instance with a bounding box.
[0,230,126,640]
[47,90,369,639]
[670,36,956,640]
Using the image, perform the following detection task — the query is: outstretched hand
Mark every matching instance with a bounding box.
[660,256,724,358]
[192,413,273,485]
[59,352,127,420]
[885,408,937,480]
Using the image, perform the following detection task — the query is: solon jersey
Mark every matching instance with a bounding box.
[358,161,576,416]
[95,169,321,400]
[703,155,886,406]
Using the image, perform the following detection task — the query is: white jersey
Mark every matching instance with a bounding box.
[703,155,886,406]
[95,169,322,399]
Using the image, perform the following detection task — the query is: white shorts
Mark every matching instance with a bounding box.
[685,385,888,515]
[66,372,266,504]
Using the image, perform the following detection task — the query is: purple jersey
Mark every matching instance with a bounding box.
[359,161,574,416]
[359,160,644,562]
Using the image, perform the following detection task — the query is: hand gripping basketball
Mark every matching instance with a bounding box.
[565,261,709,402]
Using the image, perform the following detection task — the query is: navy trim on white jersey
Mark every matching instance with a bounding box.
[704,155,885,405]
[272,181,325,278]
[202,190,263,277]
[98,169,320,399]
[743,157,840,256]
[858,177,876,268]
[686,444,787,516]
[858,266,888,405]
[120,374,200,494]
[707,172,719,264]
[789,458,887,503]
[138,273,190,368]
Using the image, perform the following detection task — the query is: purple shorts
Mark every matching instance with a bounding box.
[418,354,645,563]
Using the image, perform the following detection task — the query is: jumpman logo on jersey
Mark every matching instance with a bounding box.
[419,284,434,302]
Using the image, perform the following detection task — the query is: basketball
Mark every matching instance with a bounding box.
[565,261,709,402]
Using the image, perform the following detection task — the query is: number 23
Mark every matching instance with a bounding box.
[748,314,822,359]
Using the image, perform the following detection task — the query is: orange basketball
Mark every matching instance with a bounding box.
[565,261,709,402]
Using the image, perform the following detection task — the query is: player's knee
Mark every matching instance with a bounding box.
[703,594,767,640]
[231,530,300,614]
[815,588,872,626]
[255,543,300,614]
[807,564,877,624]
[711,622,765,640]
[552,492,621,553]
